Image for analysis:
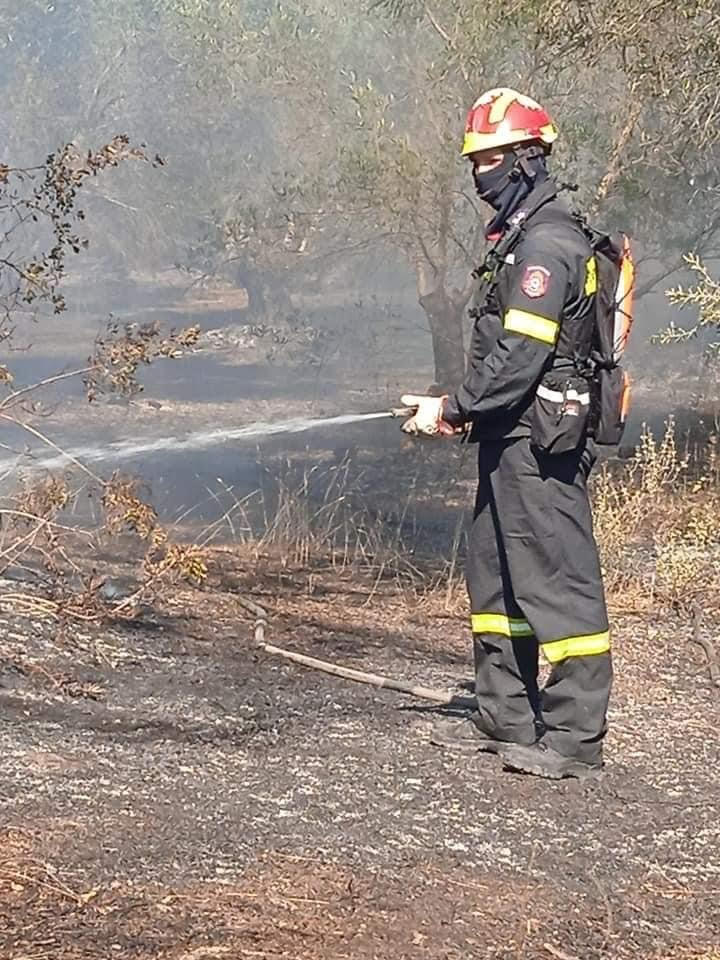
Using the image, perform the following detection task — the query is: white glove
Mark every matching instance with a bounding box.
[400,393,454,436]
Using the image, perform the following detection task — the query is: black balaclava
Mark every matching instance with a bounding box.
[473,144,550,237]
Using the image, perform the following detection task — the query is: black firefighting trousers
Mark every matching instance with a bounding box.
[466,436,613,764]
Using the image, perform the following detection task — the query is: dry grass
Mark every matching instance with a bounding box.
[3,419,720,637]
[196,452,440,585]
[593,420,720,618]
[0,470,210,623]
[396,419,720,623]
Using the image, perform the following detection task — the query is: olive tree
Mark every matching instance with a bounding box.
[166,0,720,385]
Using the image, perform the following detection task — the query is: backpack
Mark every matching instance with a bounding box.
[583,227,636,445]
[476,202,636,447]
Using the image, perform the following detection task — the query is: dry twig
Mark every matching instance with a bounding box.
[691,604,720,689]
[591,872,614,955]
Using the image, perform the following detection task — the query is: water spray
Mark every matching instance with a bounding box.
[8,406,417,472]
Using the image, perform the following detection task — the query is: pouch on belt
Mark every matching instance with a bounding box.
[530,375,591,455]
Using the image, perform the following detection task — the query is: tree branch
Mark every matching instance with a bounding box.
[0,414,102,483]
[0,366,97,412]
[593,96,644,209]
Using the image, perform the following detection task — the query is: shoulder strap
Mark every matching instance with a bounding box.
[473,180,561,282]
[472,222,523,283]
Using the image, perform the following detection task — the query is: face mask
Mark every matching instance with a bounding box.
[472,152,520,208]
[473,148,551,236]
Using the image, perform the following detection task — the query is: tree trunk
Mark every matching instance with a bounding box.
[418,287,468,391]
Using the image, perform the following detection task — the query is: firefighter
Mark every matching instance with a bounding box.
[401,88,612,780]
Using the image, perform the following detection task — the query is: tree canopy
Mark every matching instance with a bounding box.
[2,0,719,380]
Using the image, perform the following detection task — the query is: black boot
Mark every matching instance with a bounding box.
[430,712,513,755]
[502,741,603,780]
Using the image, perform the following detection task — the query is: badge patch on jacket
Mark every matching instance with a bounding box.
[521,265,551,298]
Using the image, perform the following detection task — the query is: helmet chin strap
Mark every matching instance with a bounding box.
[515,142,549,176]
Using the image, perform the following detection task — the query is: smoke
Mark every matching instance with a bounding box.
[0,1,716,521]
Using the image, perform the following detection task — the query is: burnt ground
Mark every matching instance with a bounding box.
[2,279,720,958]
[1,553,720,960]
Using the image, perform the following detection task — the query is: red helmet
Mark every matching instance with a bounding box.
[461,88,558,156]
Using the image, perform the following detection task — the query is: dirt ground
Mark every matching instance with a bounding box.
[2,279,720,958]
[2,552,720,960]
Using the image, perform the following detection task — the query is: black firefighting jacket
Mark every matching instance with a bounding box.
[444,180,596,442]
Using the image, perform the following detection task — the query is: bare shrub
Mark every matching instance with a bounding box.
[592,420,720,616]
[0,470,210,623]
[0,134,210,622]
[592,421,687,595]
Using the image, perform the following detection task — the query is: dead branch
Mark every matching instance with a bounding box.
[0,592,100,622]
[691,604,720,688]
[0,413,102,483]
[424,6,472,92]
[0,509,94,539]
[0,365,97,412]
[109,540,208,617]
[591,872,614,955]
[110,558,176,617]
[593,96,644,209]
[513,843,539,960]
[260,641,474,706]
[0,852,94,904]
[236,595,474,709]
[0,518,49,562]
[0,867,82,904]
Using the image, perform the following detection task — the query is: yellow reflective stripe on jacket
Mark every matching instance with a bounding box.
[584,256,597,296]
[471,613,535,637]
[542,631,611,663]
[503,308,559,346]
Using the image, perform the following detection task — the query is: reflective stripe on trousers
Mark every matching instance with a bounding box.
[542,630,610,663]
[471,615,610,662]
[471,612,534,637]
[466,438,612,762]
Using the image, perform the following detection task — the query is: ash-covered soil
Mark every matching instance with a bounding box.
[1,556,719,960]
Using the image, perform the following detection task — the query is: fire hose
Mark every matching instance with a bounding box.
[231,405,477,707]
[236,596,476,709]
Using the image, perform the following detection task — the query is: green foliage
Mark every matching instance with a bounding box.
[0,137,151,338]
[656,255,720,353]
